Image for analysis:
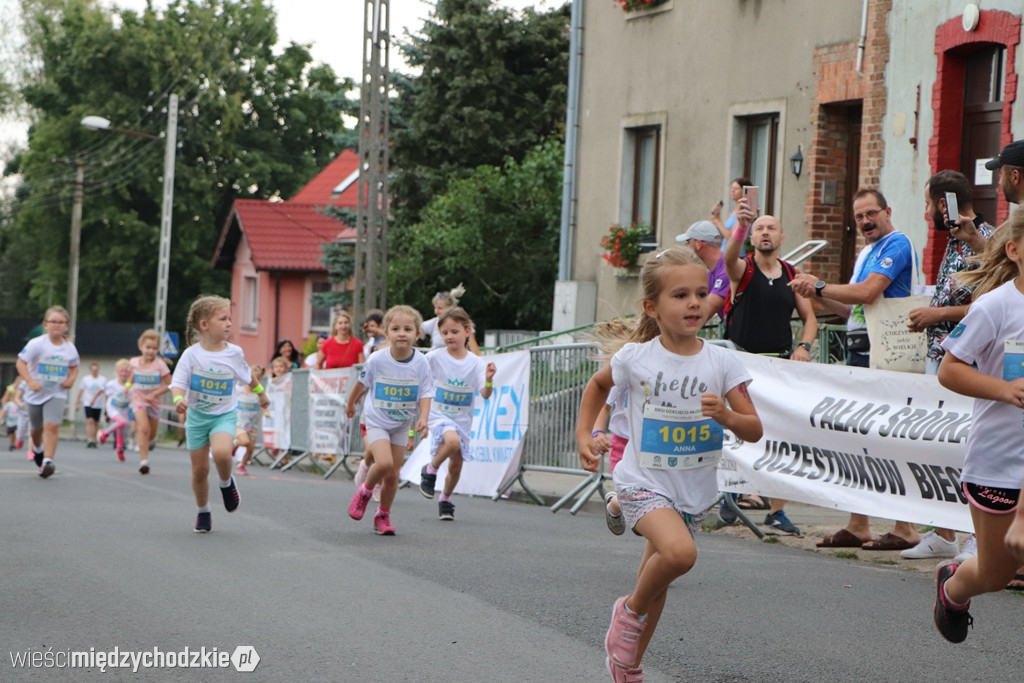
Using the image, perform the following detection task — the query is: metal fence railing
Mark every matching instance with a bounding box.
[494,342,606,513]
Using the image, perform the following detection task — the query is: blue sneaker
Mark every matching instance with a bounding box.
[194,511,212,533]
[764,510,800,535]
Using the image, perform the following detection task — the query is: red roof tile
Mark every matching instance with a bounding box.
[212,200,356,272]
[289,150,360,207]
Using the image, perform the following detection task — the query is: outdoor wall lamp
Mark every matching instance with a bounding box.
[790,145,804,179]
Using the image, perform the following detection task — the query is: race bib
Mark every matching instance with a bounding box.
[1004,340,1024,381]
[189,369,234,406]
[638,403,723,470]
[38,359,69,387]
[133,370,161,390]
[434,382,474,418]
[373,377,418,412]
[111,392,130,410]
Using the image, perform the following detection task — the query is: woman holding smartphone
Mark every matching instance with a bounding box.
[710,176,753,248]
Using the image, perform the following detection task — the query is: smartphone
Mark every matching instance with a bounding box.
[718,200,725,208]
[743,186,760,217]
[943,191,959,230]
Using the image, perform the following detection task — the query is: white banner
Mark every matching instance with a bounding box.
[718,353,975,531]
[401,351,530,497]
[262,374,292,450]
[309,368,358,454]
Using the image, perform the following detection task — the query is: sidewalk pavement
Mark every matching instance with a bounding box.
[501,470,977,575]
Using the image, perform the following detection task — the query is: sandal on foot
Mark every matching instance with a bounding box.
[816,528,865,548]
[736,495,768,510]
[1005,573,1024,591]
[861,533,914,551]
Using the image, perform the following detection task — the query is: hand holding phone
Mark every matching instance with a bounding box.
[943,191,959,230]
[743,186,760,217]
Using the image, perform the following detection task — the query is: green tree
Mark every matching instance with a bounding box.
[388,138,563,334]
[390,0,569,228]
[0,0,356,327]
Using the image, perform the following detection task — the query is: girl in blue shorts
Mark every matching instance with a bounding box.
[171,296,268,533]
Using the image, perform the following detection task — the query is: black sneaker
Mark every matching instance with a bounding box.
[438,500,455,521]
[934,562,973,643]
[420,465,437,499]
[86,441,96,449]
[32,450,44,468]
[194,511,212,533]
[221,477,240,512]
[39,460,55,479]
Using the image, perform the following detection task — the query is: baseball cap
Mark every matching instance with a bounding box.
[984,140,1024,170]
[676,220,721,243]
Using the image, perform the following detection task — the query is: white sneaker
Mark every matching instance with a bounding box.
[954,535,977,564]
[372,483,382,502]
[900,530,959,559]
[604,490,625,536]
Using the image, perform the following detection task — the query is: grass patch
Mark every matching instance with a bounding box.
[831,550,858,560]
[872,558,898,565]
[761,535,780,544]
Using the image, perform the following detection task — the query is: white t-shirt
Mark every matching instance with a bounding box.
[611,338,752,513]
[104,379,131,419]
[358,349,434,431]
[80,374,108,409]
[940,280,1024,488]
[3,401,18,428]
[426,348,487,434]
[606,385,629,440]
[171,343,253,416]
[18,335,81,405]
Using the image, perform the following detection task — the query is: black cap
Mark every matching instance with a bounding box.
[984,140,1024,170]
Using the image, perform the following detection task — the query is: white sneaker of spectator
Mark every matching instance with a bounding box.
[953,535,977,565]
[900,530,959,559]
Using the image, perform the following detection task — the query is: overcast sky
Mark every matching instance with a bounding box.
[0,0,547,147]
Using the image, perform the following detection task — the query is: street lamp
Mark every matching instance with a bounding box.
[81,93,178,339]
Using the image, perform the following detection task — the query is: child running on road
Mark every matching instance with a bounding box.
[172,296,269,533]
[129,329,171,474]
[345,305,433,535]
[98,359,132,461]
[233,364,265,475]
[16,306,81,478]
[576,246,763,681]
[933,211,1024,643]
[418,307,496,521]
[2,395,19,450]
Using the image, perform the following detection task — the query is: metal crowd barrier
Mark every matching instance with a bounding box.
[493,343,606,514]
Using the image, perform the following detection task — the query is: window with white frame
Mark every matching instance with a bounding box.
[621,125,660,242]
[737,113,779,216]
[243,275,258,330]
[310,281,333,331]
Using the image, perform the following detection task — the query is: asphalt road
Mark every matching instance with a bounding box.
[2,441,1022,682]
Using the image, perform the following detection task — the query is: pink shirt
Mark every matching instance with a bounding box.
[129,356,171,409]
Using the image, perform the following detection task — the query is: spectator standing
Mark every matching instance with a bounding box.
[676,220,731,319]
[273,339,302,370]
[791,189,921,551]
[900,170,992,561]
[318,311,366,369]
[722,207,818,534]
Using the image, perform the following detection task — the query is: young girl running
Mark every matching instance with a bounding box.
[576,247,763,681]
[345,305,434,535]
[933,212,1024,643]
[233,364,265,475]
[98,359,132,461]
[418,307,496,520]
[421,284,482,354]
[171,296,269,533]
[16,306,81,478]
[130,329,171,474]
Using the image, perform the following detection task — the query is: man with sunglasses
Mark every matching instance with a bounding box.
[790,188,921,552]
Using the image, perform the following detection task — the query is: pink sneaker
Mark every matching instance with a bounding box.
[348,485,373,520]
[116,448,126,462]
[606,656,644,682]
[373,510,396,535]
[605,596,645,670]
[98,430,109,445]
[236,464,248,475]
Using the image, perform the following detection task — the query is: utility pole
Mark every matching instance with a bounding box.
[154,93,178,337]
[353,0,390,327]
[67,160,84,341]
